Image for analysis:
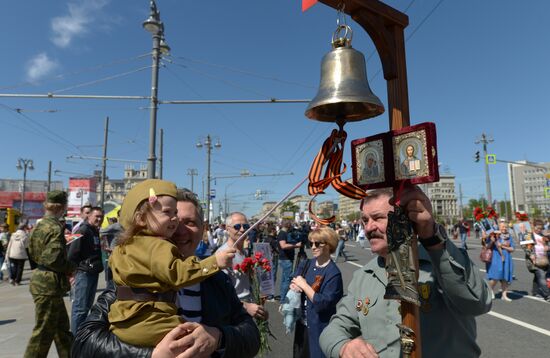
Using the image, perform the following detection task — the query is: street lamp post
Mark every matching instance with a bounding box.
[475,133,494,205]
[16,158,34,217]
[196,135,221,224]
[187,169,198,193]
[143,0,170,179]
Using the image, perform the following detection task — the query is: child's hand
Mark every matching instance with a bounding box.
[215,248,236,269]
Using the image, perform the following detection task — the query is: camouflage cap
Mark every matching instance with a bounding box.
[119,179,178,228]
[47,190,68,205]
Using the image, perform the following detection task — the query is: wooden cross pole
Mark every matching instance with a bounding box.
[319,1,421,357]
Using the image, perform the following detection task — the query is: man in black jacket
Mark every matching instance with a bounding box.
[68,206,104,336]
[71,189,260,358]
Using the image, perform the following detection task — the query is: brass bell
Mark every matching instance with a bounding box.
[305,25,385,123]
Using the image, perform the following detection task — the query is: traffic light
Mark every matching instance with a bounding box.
[474,151,480,162]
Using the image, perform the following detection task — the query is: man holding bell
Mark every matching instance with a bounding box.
[320,186,491,358]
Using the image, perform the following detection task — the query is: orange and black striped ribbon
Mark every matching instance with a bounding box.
[308,128,367,225]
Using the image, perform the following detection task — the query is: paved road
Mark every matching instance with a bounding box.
[1,234,549,357]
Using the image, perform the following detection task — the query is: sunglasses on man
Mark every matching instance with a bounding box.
[233,223,251,231]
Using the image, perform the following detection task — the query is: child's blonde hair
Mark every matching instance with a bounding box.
[118,200,155,246]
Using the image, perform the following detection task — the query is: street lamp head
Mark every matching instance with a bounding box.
[143,16,161,34]
[29,160,35,170]
[143,0,161,34]
[16,162,23,170]
[159,36,171,55]
[196,142,203,149]
[214,141,221,149]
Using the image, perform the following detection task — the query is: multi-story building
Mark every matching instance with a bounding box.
[95,165,148,204]
[338,193,361,221]
[508,161,550,216]
[0,179,63,222]
[317,200,336,219]
[287,195,312,222]
[419,174,459,224]
[253,201,278,222]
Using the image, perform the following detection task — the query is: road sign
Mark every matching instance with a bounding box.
[210,189,216,199]
[486,154,496,164]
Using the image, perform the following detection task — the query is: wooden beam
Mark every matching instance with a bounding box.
[319,1,419,357]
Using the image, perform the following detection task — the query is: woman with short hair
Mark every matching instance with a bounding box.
[6,223,29,285]
[290,226,344,358]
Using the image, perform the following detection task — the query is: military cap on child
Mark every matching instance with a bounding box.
[47,190,68,205]
[119,179,178,228]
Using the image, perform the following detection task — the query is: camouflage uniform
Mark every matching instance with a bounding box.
[24,214,76,358]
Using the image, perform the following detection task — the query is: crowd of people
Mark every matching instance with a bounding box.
[2,179,549,357]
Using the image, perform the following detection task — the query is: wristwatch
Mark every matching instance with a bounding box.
[419,223,447,248]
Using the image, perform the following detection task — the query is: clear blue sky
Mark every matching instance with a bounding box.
[2,0,549,217]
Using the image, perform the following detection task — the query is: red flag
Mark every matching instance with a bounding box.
[302,0,318,12]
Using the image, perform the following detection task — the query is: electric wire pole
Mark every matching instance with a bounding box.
[459,183,464,219]
[47,161,52,192]
[196,135,221,224]
[159,128,164,179]
[100,117,109,209]
[187,169,198,193]
[475,133,493,205]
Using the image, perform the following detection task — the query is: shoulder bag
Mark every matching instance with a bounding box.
[479,245,493,263]
[534,255,549,270]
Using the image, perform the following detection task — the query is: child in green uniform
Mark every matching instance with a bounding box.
[108,179,235,346]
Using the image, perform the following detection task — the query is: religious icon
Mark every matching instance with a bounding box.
[355,138,385,185]
[393,131,428,180]
[351,122,439,189]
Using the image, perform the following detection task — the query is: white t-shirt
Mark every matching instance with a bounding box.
[219,242,251,301]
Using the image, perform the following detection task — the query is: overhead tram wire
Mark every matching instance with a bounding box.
[174,55,315,89]
[0,102,84,155]
[214,153,284,172]
[366,0,445,81]
[267,126,333,189]
[0,104,56,140]
[164,59,272,98]
[161,64,283,164]
[51,66,152,94]
[268,122,326,185]
[0,52,152,91]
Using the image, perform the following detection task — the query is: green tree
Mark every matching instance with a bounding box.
[531,204,542,219]
[497,200,512,221]
[319,206,333,219]
[345,211,361,222]
[279,200,299,218]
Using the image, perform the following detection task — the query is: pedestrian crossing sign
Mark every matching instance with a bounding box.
[486,154,496,164]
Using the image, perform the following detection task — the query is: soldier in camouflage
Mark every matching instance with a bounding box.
[24,190,76,358]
